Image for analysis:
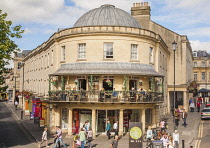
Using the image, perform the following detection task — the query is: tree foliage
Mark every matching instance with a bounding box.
[0,10,24,92]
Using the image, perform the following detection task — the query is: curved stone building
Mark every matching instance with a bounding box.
[19,3,193,136]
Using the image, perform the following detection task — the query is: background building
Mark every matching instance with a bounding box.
[18,3,193,136]
[193,50,210,97]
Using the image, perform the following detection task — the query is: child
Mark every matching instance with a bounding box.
[38,128,49,147]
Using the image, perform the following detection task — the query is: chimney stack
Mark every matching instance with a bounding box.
[131,2,151,29]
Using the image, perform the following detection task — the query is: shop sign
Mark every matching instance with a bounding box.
[129,122,143,148]
[39,119,45,127]
[80,110,92,114]
[25,110,30,116]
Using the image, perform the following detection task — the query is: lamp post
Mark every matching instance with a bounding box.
[172,41,177,109]
[205,56,208,96]
[21,62,25,109]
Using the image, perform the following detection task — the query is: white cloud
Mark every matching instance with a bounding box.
[190,40,210,53]
[23,28,32,34]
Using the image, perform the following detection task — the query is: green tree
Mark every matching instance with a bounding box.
[0,10,24,92]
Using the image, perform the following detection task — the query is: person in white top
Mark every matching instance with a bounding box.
[38,128,49,147]
[160,135,169,148]
[173,130,179,148]
[113,121,118,136]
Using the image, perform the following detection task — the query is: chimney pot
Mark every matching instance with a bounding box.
[133,3,136,7]
[145,2,148,6]
[136,3,140,7]
[141,2,144,6]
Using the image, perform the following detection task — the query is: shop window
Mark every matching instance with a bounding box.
[103,76,114,91]
[104,43,113,59]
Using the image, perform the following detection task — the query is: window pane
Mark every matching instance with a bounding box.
[104,43,113,58]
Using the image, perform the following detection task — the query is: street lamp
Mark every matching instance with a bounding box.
[172,41,177,109]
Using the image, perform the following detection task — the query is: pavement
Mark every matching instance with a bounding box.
[5,101,204,148]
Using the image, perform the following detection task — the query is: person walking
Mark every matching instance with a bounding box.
[106,120,111,140]
[174,109,179,130]
[160,119,166,132]
[87,127,93,148]
[54,126,67,148]
[146,126,153,140]
[189,101,195,112]
[14,100,18,110]
[113,121,118,136]
[173,130,179,148]
[205,96,209,104]
[78,128,86,148]
[196,101,201,112]
[110,135,118,148]
[168,135,174,148]
[181,109,188,126]
[38,128,49,148]
[160,135,169,148]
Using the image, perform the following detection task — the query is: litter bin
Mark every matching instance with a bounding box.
[34,117,40,124]
[151,140,163,148]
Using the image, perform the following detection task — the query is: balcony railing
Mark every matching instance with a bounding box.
[48,90,164,103]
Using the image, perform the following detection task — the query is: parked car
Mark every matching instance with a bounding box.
[205,104,210,107]
[201,108,210,119]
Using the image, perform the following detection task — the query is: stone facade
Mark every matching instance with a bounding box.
[18,3,193,136]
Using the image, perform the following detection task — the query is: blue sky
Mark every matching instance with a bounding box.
[1,0,210,66]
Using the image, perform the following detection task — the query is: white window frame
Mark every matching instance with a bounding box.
[78,43,86,59]
[61,46,65,61]
[194,72,197,80]
[51,50,54,65]
[131,44,138,60]
[194,62,197,67]
[201,61,205,67]
[104,43,113,59]
[202,72,206,81]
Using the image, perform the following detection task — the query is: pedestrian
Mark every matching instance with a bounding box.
[106,120,111,139]
[110,135,118,148]
[181,109,188,126]
[87,127,93,148]
[38,128,49,148]
[53,126,67,148]
[196,101,201,112]
[160,135,169,148]
[78,128,86,148]
[168,135,174,148]
[159,119,166,132]
[189,101,195,112]
[113,121,118,136]
[146,126,153,140]
[14,100,18,110]
[205,96,209,104]
[189,98,193,105]
[86,120,90,132]
[172,130,179,148]
[174,109,179,130]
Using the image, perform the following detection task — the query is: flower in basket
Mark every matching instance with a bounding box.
[106,79,112,87]
[74,79,79,84]
[51,80,57,86]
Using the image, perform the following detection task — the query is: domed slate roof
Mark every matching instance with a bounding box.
[73,4,141,28]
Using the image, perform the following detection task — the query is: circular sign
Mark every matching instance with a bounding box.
[130,126,142,139]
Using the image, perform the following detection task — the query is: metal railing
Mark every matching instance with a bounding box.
[48,90,164,103]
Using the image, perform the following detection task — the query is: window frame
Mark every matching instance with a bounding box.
[78,43,86,59]
[130,44,138,60]
[104,42,114,59]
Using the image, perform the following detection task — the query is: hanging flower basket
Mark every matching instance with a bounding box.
[51,80,57,86]
[74,79,79,84]
[138,80,143,86]
[106,79,112,87]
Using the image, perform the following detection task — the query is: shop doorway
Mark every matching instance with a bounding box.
[79,79,86,90]
[129,80,137,90]
[97,110,118,133]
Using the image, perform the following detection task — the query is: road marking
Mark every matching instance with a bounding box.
[195,140,201,148]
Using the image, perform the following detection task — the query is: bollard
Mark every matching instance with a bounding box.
[182,140,185,148]
[21,111,24,120]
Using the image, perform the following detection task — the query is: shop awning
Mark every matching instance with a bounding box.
[49,62,164,77]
